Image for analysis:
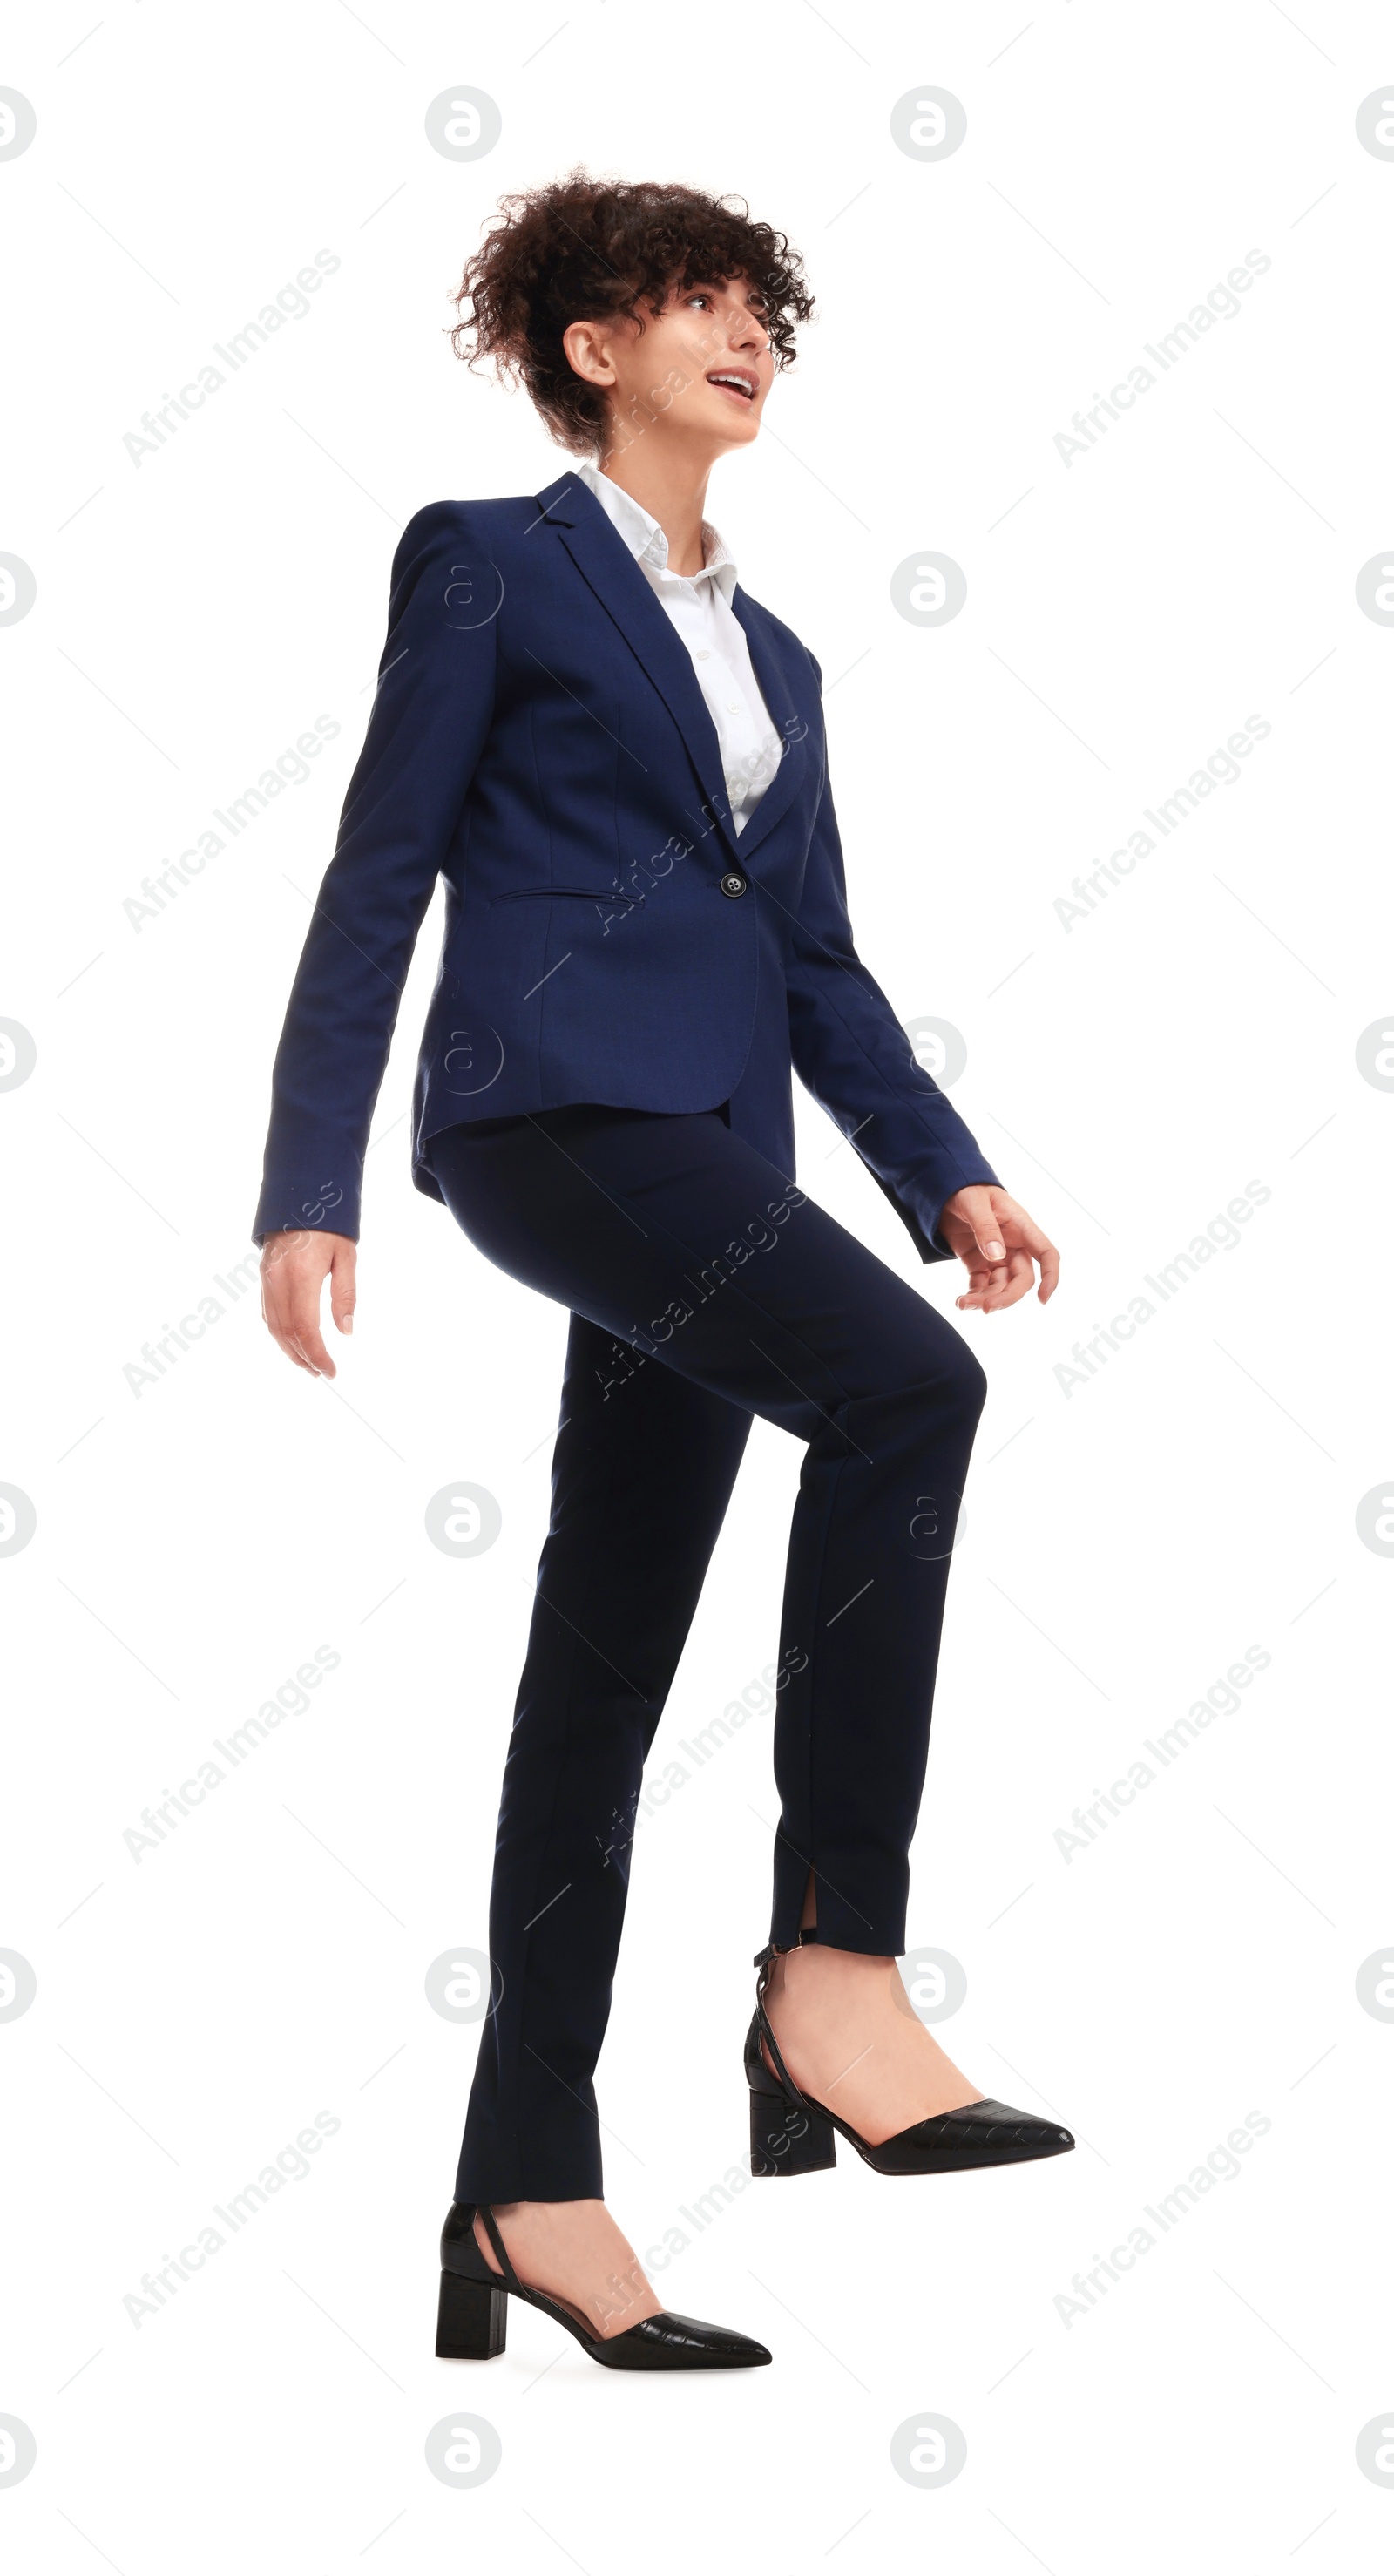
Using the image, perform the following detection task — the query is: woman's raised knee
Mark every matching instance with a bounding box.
[902,1333,986,1426]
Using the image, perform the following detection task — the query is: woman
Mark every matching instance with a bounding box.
[254,174,1070,2375]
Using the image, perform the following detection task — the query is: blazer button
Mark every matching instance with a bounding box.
[720,871,749,899]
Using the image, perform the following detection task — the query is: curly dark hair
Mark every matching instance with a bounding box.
[449,170,815,456]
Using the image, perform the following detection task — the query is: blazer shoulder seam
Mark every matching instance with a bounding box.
[400,495,537,544]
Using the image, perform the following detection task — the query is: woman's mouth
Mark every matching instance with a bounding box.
[706,369,758,405]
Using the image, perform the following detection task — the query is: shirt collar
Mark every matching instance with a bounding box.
[574,458,738,601]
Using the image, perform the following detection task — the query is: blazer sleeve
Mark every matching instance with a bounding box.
[250,501,497,1246]
[786,749,1000,1264]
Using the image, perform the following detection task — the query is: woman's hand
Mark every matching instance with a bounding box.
[260,1230,358,1377]
[939,1186,1059,1315]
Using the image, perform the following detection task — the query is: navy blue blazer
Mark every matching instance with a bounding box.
[251,471,998,1257]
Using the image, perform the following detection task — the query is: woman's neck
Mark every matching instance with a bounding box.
[595,443,714,576]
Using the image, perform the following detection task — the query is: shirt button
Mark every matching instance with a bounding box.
[727,702,740,714]
[720,871,749,899]
[696,649,711,660]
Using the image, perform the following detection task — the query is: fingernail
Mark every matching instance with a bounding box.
[985,1241,1005,1259]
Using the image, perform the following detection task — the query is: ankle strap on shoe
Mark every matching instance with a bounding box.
[752,1927,819,1969]
[751,1933,821,2105]
[475,2203,523,2291]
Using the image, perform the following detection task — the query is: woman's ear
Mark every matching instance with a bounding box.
[561,318,616,387]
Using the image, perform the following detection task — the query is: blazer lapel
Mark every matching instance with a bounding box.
[725,590,817,863]
[530,474,741,857]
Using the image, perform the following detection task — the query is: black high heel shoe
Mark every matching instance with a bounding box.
[436,2203,772,2371]
[745,1935,1076,2179]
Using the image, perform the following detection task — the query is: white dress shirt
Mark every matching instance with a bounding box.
[574,459,784,836]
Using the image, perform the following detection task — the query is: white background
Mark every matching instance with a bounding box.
[3,1,1392,2567]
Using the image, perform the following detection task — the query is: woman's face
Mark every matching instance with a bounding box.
[563,275,775,464]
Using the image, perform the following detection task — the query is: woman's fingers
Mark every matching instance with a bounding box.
[957,1263,1006,1312]
[267,1303,328,1375]
[985,1248,1035,1310]
[1033,1235,1060,1301]
[952,1193,1060,1314]
[293,1319,334,1375]
[1011,1209,1061,1303]
[260,1232,352,1377]
[953,1187,1006,1264]
[284,1284,335,1376]
[958,1246,1036,1312]
[966,1252,1030,1312]
[328,1241,358,1338]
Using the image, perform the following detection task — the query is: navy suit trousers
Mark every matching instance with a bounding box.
[430,1105,987,2203]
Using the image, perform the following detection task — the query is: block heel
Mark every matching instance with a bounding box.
[749,2086,836,2178]
[436,2264,508,2360]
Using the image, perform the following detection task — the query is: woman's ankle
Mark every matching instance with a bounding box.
[771,1942,897,2000]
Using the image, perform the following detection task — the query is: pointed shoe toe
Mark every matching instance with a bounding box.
[867,2095,1076,2176]
[595,2311,771,2371]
